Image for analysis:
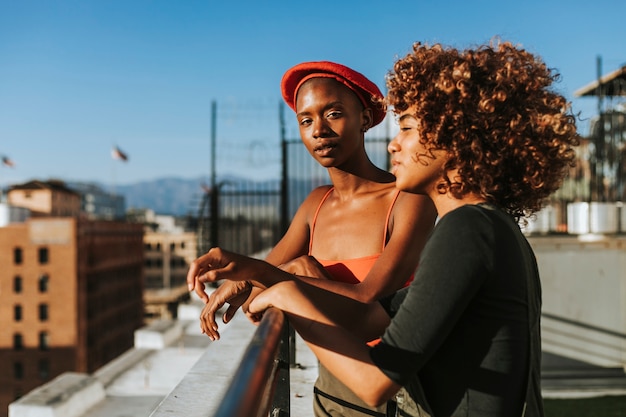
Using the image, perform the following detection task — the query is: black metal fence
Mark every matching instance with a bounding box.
[196,135,392,257]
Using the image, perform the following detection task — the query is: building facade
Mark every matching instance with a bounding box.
[65,182,126,220]
[142,213,197,321]
[7,180,81,218]
[0,216,144,417]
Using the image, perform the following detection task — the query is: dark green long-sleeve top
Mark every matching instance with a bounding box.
[371,204,543,417]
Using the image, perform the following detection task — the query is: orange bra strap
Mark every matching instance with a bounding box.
[309,187,335,255]
[382,189,401,250]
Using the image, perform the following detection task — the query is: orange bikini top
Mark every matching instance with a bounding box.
[308,187,401,284]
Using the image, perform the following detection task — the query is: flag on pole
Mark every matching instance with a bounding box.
[1,155,15,167]
[111,146,129,162]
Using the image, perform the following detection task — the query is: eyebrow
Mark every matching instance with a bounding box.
[398,113,418,123]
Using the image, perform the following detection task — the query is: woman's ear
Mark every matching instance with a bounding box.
[361,108,373,132]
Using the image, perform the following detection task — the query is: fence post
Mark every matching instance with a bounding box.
[271,321,292,416]
[279,101,297,370]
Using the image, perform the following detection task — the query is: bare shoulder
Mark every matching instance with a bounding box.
[291,185,334,220]
[301,185,333,208]
[395,191,436,212]
[389,192,437,242]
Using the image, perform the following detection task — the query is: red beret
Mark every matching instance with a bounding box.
[281,61,386,127]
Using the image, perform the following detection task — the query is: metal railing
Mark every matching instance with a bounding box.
[211,307,292,417]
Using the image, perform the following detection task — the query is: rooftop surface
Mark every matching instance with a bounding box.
[10,295,626,417]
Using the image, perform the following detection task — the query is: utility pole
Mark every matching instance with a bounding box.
[279,100,289,236]
[210,100,219,248]
[595,56,605,201]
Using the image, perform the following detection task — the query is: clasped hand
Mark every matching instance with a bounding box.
[187,249,330,340]
[187,247,270,339]
[186,247,262,302]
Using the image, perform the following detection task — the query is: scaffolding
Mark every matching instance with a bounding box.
[574,60,626,203]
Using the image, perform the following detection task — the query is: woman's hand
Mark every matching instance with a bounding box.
[199,280,252,340]
[187,247,263,303]
[278,255,332,280]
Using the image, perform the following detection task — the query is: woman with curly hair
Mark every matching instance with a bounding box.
[187,40,579,416]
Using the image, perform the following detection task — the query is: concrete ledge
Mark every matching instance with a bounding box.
[8,372,105,417]
[149,312,255,417]
[135,319,184,349]
[94,348,154,388]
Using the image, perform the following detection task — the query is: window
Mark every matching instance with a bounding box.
[39,304,49,321]
[14,305,22,322]
[14,388,23,401]
[38,359,50,380]
[39,274,49,293]
[170,243,176,251]
[38,247,49,264]
[14,362,24,379]
[13,333,23,350]
[39,331,49,350]
[13,276,23,293]
[14,247,23,265]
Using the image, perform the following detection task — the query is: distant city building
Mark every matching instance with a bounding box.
[7,180,81,217]
[0,204,30,227]
[65,182,126,220]
[144,228,197,289]
[139,210,197,322]
[7,180,126,221]
[0,200,144,417]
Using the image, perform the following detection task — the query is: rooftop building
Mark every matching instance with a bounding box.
[7,180,81,218]
[0,212,145,417]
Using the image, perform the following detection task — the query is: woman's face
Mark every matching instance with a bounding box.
[295,78,371,168]
[388,110,446,195]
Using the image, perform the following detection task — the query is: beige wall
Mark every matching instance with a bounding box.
[8,189,80,217]
[144,231,197,289]
[530,235,626,370]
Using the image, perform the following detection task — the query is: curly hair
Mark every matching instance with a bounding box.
[385,40,580,220]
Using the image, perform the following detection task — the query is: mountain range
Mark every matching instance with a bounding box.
[112,175,326,217]
[115,176,209,216]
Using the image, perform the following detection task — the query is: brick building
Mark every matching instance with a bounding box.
[141,212,197,321]
[0,182,144,417]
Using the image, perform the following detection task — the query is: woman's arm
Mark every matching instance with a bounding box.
[250,280,402,407]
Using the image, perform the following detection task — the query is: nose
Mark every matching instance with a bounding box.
[313,117,331,139]
[388,135,400,155]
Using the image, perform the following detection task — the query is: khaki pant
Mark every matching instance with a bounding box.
[313,364,432,417]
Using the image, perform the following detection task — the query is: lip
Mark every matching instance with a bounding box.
[390,159,400,174]
[313,141,337,157]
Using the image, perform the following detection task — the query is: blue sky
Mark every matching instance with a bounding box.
[1,0,625,188]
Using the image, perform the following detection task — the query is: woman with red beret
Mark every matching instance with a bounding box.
[189,61,436,416]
